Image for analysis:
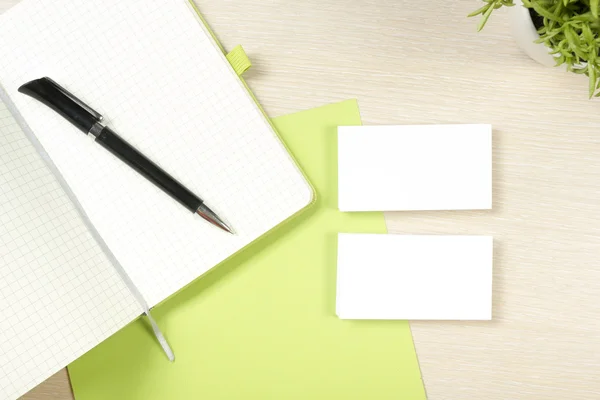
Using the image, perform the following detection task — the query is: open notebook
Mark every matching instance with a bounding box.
[0,0,313,398]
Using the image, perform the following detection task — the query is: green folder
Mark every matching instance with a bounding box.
[69,99,426,400]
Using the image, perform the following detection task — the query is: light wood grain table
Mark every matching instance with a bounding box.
[3,0,600,399]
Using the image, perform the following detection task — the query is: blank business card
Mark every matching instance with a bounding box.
[337,124,492,211]
[336,233,493,320]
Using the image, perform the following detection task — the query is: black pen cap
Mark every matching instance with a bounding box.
[18,77,101,134]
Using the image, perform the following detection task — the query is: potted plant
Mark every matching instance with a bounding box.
[469,0,600,98]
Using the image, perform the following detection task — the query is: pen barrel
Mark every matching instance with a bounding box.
[95,126,203,213]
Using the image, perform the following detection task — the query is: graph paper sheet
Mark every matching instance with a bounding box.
[0,0,313,308]
[0,99,142,400]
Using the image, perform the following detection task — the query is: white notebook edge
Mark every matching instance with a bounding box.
[0,84,174,360]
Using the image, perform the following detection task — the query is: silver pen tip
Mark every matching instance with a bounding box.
[196,203,234,234]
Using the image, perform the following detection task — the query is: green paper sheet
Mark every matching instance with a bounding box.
[68,100,425,400]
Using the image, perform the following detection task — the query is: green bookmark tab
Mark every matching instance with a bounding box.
[226,45,252,76]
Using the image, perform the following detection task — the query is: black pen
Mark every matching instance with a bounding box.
[19,77,233,233]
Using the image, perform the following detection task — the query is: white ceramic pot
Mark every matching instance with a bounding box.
[507,1,556,67]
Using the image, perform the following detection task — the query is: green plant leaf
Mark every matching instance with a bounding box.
[554,1,565,18]
[588,45,597,62]
[564,26,578,46]
[572,12,596,22]
[536,30,561,42]
[592,0,599,18]
[531,2,563,21]
[589,66,597,98]
[468,3,491,18]
[477,3,496,31]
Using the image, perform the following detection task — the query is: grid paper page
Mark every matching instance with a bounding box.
[0,100,142,400]
[0,0,313,307]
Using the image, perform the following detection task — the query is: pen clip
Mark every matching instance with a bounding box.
[43,77,104,122]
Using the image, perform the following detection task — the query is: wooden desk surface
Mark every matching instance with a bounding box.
[3,0,600,399]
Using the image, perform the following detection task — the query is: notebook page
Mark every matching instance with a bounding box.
[0,0,313,307]
[0,99,142,400]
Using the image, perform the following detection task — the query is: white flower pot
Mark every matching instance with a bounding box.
[507,1,556,67]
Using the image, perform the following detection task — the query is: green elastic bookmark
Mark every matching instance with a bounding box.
[226,45,252,76]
